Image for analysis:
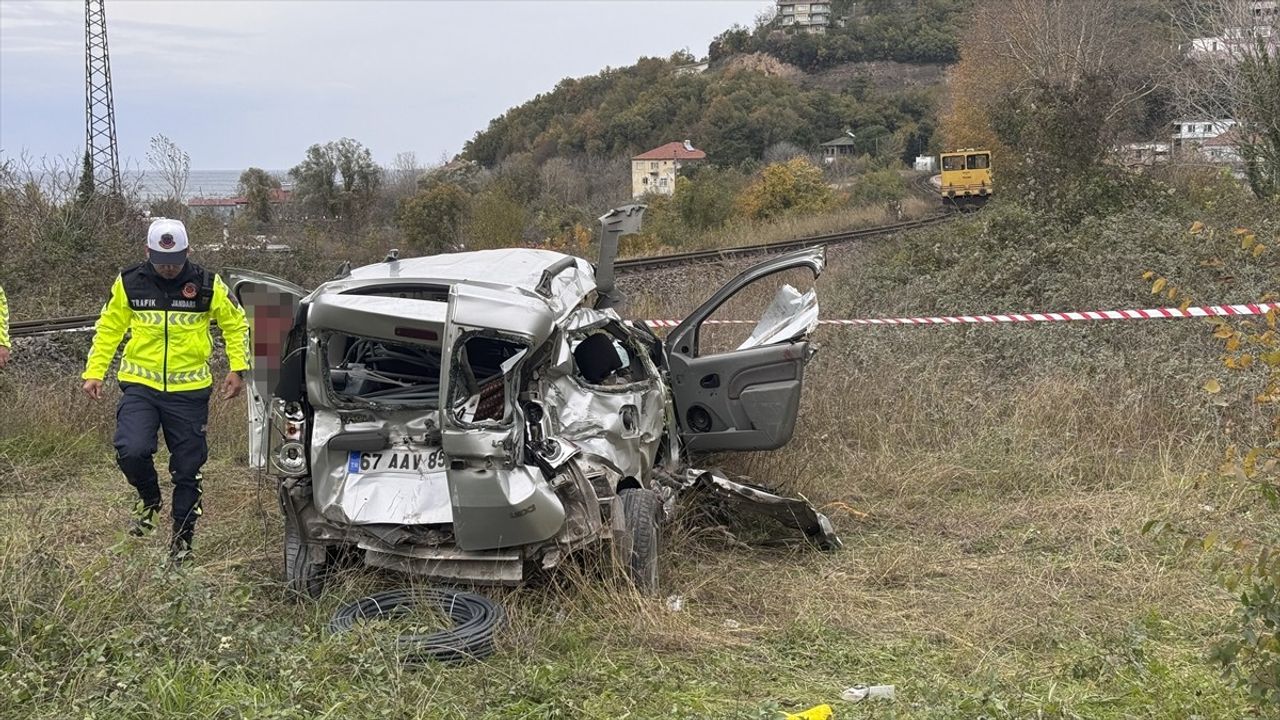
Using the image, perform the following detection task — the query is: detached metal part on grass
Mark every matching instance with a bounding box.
[230,204,839,597]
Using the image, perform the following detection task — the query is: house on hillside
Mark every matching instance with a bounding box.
[631,141,706,198]
[819,136,859,164]
[777,2,831,34]
[1187,1,1278,61]
[1201,127,1246,174]
[189,187,293,222]
[674,59,710,76]
[1172,119,1237,152]
[1119,141,1171,168]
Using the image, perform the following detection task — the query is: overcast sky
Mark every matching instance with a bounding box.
[1,0,769,170]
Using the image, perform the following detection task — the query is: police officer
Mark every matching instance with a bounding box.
[82,218,250,561]
[0,284,10,368]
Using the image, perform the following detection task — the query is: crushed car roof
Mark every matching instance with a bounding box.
[319,249,598,318]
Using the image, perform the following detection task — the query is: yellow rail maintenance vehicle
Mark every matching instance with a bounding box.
[939,149,992,211]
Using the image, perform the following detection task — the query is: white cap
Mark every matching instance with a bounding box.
[146,218,189,265]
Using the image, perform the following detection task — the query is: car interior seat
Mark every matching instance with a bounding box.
[573,333,624,384]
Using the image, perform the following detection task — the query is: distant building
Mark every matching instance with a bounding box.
[1187,1,1278,61]
[913,155,937,173]
[189,187,292,222]
[674,59,710,76]
[1119,141,1171,168]
[1170,120,1247,177]
[819,136,858,164]
[1172,119,1237,150]
[1201,127,1245,167]
[777,1,831,34]
[631,141,706,198]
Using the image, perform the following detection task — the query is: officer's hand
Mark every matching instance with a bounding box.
[221,372,244,400]
[0,345,9,368]
[82,379,103,400]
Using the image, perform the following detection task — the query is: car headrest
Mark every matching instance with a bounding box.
[574,333,624,384]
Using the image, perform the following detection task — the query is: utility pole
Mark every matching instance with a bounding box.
[84,0,121,194]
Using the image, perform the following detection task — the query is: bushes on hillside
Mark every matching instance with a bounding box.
[397,183,470,253]
[737,158,836,221]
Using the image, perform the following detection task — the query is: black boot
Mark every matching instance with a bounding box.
[129,499,161,537]
[169,528,194,566]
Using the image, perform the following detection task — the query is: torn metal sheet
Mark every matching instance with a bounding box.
[685,469,842,551]
[541,373,665,483]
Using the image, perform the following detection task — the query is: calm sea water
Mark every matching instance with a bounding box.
[129,169,287,201]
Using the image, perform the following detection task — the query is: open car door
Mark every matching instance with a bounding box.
[665,247,823,453]
[226,269,309,470]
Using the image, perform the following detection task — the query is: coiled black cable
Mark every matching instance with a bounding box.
[328,588,505,664]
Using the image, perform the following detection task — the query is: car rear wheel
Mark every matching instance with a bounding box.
[284,510,329,599]
[617,488,660,594]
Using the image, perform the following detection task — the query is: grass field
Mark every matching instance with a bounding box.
[0,208,1266,719]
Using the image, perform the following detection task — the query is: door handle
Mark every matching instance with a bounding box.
[700,373,720,389]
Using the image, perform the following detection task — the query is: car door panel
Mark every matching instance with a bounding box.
[665,248,823,453]
[227,269,309,470]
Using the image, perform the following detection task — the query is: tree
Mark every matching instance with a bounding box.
[146,134,190,203]
[671,166,746,230]
[288,138,382,219]
[1171,0,1280,200]
[388,150,423,200]
[76,150,95,206]
[397,183,470,253]
[736,157,835,220]
[237,167,282,224]
[465,190,526,249]
[942,0,1170,213]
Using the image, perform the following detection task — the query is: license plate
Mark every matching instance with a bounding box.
[347,448,446,474]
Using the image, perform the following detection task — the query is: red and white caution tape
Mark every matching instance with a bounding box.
[643,302,1280,329]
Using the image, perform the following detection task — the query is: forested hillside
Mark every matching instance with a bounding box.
[463,0,968,168]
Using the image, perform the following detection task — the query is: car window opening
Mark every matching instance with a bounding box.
[571,327,650,387]
[327,334,443,406]
[966,153,990,170]
[942,155,964,171]
[451,335,526,424]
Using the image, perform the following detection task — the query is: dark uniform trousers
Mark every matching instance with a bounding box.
[114,382,210,543]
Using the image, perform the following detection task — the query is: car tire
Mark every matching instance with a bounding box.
[283,509,329,599]
[617,488,660,594]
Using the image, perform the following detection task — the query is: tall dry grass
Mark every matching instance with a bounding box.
[0,200,1265,716]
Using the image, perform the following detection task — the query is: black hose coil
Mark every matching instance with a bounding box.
[328,588,505,664]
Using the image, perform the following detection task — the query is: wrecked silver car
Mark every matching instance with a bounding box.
[230,206,838,597]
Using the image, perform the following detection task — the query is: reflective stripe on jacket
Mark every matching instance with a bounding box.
[83,262,250,392]
[0,285,9,347]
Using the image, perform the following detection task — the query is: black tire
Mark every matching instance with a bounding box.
[618,488,660,594]
[283,510,329,599]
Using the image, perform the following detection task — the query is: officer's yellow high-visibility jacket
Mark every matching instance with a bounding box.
[83,262,250,392]
[0,284,10,348]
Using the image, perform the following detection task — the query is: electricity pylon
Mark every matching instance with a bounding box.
[84,0,121,194]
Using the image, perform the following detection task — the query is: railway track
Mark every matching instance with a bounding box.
[11,213,954,339]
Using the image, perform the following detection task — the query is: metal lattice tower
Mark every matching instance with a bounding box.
[84,0,121,194]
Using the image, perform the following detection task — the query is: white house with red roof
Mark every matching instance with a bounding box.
[631,141,706,198]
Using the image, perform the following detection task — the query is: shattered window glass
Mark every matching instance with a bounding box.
[326,334,443,406]
[697,266,817,357]
[449,336,526,424]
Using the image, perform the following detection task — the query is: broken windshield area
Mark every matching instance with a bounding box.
[324,334,443,406]
[448,335,527,425]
